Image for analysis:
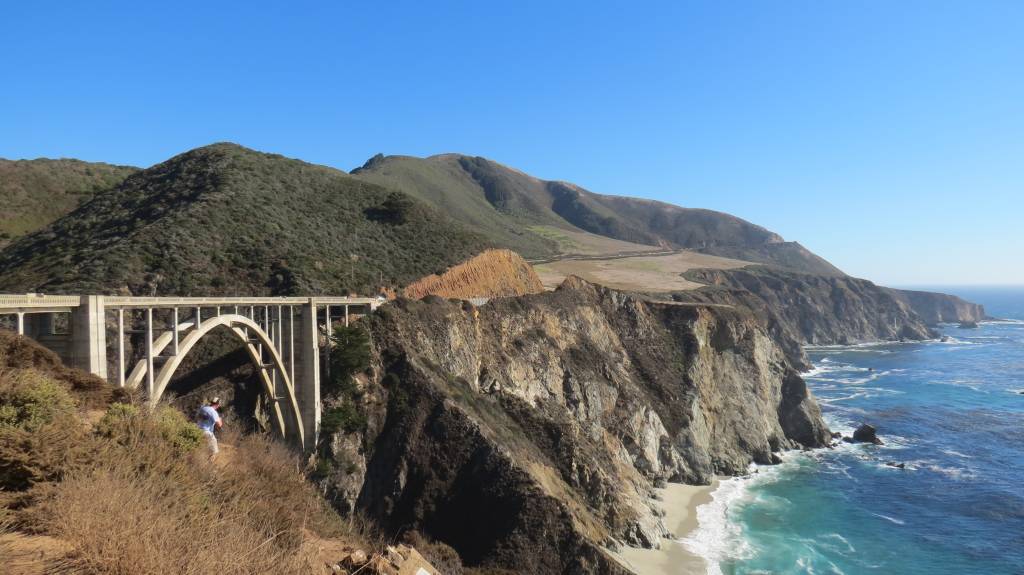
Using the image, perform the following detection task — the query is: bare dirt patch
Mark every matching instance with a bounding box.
[527,225,665,256]
[534,249,751,292]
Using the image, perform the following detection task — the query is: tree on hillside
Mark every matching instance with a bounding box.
[327,325,370,396]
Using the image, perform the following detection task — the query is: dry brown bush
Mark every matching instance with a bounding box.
[0,332,371,574]
[28,409,364,575]
[0,330,127,409]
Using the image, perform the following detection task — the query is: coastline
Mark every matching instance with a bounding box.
[608,480,719,575]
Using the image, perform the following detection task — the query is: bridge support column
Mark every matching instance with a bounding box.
[71,295,107,379]
[294,300,320,451]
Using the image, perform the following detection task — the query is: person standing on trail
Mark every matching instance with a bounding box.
[196,397,223,457]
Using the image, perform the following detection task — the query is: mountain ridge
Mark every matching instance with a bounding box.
[351,152,843,276]
[0,158,138,247]
[0,143,492,296]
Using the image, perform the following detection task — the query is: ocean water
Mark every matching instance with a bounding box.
[684,287,1024,574]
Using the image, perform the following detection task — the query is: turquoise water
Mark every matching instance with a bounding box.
[685,287,1024,574]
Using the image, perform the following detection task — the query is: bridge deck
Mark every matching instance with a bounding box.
[0,294,380,312]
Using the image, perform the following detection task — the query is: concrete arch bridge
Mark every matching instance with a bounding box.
[0,294,381,450]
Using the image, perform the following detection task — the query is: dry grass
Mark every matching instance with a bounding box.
[0,329,128,409]
[26,411,368,575]
[402,248,544,300]
[0,331,374,574]
[533,249,751,292]
[38,431,348,568]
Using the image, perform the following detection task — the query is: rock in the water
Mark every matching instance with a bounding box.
[852,423,883,445]
[830,431,842,440]
[958,320,979,329]
[770,452,784,465]
[885,461,906,469]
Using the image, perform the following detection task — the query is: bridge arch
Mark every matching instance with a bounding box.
[141,314,304,446]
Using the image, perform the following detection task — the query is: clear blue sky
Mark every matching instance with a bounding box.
[3,1,1021,285]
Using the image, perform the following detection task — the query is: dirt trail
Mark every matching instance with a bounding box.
[0,532,75,575]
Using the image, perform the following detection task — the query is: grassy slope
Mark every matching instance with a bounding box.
[0,144,492,295]
[0,158,137,244]
[352,154,563,258]
[352,153,843,275]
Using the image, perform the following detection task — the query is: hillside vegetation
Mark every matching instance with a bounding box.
[352,153,842,275]
[0,159,137,247]
[0,144,492,295]
[0,330,371,574]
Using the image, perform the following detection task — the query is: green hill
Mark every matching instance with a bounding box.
[351,153,842,275]
[0,158,137,247]
[0,144,491,295]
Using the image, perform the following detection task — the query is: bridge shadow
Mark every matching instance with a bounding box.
[161,331,271,435]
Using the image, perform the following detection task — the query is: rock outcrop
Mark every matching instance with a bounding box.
[319,277,829,573]
[893,289,987,325]
[675,269,988,357]
[402,249,545,300]
[675,267,950,367]
[851,423,883,445]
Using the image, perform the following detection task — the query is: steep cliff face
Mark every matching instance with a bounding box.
[321,278,829,573]
[675,268,989,359]
[892,288,988,324]
[402,249,545,300]
[676,268,943,362]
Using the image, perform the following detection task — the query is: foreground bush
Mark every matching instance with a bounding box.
[0,332,372,574]
[0,368,77,431]
[0,367,91,490]
[37,430,350,574]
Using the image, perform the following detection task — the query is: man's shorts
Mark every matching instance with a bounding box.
[203,429,219,455]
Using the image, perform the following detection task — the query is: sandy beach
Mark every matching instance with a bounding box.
[608,480,719,575]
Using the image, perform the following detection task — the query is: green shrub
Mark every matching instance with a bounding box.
[326,324,370,397]
[0,369,77,431]
[97,403,202,453]
[152,406,204,452]
[320,402,367,436]
[309,457,334,480]
[95,402,140,438]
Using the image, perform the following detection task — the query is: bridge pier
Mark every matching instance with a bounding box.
[71,295,107,379]
[294,300,321,451]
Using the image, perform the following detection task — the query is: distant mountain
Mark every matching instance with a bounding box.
[0,158,137,247]
[0,144,491,295]
[352,153,842,275]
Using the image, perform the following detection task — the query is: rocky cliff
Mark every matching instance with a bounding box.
[674,267,937,368]
[674,268,987,363]
[402,249,545,300]
[319,277,829,573]
[892,288,988,324]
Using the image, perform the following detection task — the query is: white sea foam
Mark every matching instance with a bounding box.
[806,341,898,350]
[927,378,985,392]
[910,460,977,481]
[871,513,905,525]
[680,464,787,575]
[934,336,975,345]
[823,532,856,554]
[818,389,896,403]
